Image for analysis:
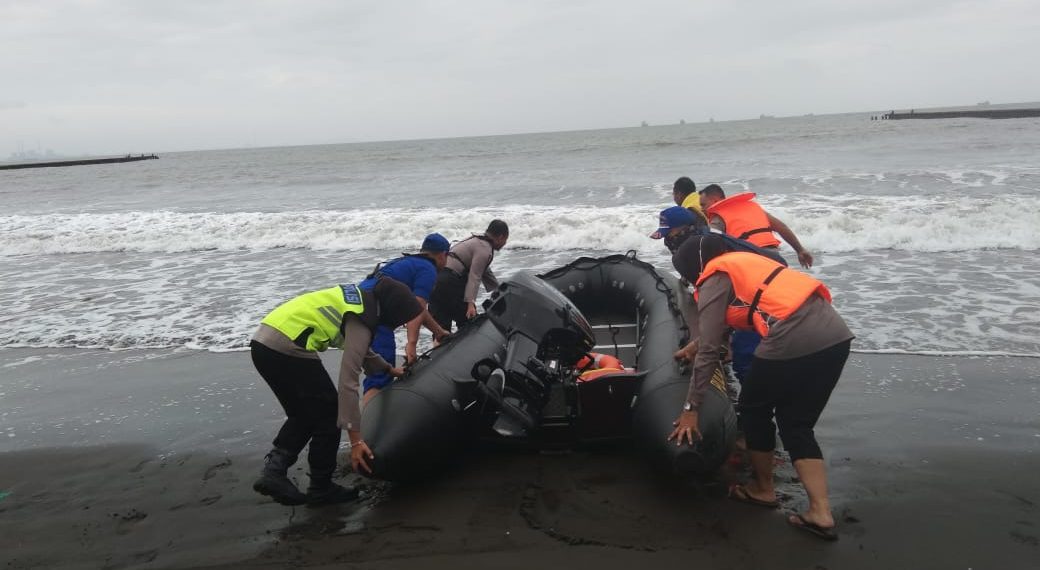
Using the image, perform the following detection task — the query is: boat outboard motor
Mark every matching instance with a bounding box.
[476,272,595,436]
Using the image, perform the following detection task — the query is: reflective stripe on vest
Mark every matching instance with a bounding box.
[695,252,830,337]
[705,192,781,248]
[261,284,365,352]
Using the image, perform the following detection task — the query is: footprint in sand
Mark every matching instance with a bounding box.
[132,549,158,563]
[1010,529,1039,547]
[203,458,232,481]
[129,458,153,474]
[111,509,148,535]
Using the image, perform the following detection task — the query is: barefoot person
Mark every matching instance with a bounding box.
[250,277,422,506]
[667,234,853,541]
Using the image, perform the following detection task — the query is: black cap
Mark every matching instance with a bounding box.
[671,234,728,283]
[358,277,423,331]
[370,277,423,329]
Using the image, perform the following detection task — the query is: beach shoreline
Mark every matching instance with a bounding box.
[1,347,1038,569]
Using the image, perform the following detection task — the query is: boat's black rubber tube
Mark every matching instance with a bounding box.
[539,252,737,476]
[360,317,507,481]
[363,253,737,481]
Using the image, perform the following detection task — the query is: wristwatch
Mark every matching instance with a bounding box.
[683,401,694,412]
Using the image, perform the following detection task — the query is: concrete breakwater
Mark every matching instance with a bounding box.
[0,153,158,170]
[876,108,1040,120]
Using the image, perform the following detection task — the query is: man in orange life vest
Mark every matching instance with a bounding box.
[668,233,853,541]
[698,184,814,269]
[699,184,815,385]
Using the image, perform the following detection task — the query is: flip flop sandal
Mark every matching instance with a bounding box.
[788,514,838,541]
[728,484,780,509]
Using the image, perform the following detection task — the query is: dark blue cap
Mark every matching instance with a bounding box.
[650,206,696,239]
[421,232,450,252]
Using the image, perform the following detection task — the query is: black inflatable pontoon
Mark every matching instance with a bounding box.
[361,272,595,480]
[539,252,738,476]
[360,253,737,481]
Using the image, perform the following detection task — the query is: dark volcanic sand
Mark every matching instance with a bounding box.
[1,348,1037,569]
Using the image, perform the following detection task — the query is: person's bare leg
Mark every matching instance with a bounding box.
[741,449,777,502]
[790,458,834,528]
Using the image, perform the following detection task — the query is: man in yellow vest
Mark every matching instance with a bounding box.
[668,234,853,541]
[250,277,422,506]
[698,184,813,269]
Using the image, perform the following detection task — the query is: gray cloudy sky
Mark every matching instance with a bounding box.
[3,0,1039,155]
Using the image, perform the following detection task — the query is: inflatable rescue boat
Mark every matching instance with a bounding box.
[360,253,737,481]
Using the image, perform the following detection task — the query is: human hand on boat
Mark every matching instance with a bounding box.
[797,249,814,269]
[465,302,477,320]
[674,340,699,362]
[405,343,418,365]
[433,328,451,344]
[668,411,702,446]
[350,440,375,474]
[389,366,406,378]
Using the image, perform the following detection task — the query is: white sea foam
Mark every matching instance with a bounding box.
[0,207,656,256]
[2,194,1039,257]
[0,245,1037,357]
[853,348,1040,358]
[2,355,43,368]
[2,118,1038,358]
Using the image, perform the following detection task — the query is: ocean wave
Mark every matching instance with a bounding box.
[852,348,1040,358]
[1,246,1037,356]
[5,340,1039,359]
[2,195,1039,256]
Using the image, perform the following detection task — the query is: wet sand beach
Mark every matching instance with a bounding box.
[1,348,1038,569]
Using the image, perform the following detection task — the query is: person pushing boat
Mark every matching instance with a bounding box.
[358,233,453,404]
[668,233,853,541]
[429,219,509,331]
[698,184,812,268]
[250,277,422,506]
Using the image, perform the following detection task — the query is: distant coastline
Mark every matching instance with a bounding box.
[8,101,1039,157]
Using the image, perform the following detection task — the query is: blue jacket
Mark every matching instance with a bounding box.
[359,254,438,300]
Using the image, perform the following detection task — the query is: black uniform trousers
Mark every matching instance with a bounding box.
[250,340,340,475]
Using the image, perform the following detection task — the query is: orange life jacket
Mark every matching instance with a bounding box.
[575,352,627,382]
[705,192,781,248]
[695,252,830,337]
[575,352,624,372]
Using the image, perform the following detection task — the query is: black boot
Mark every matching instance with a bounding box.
[253,449,307,506]
[305,469,359,506]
